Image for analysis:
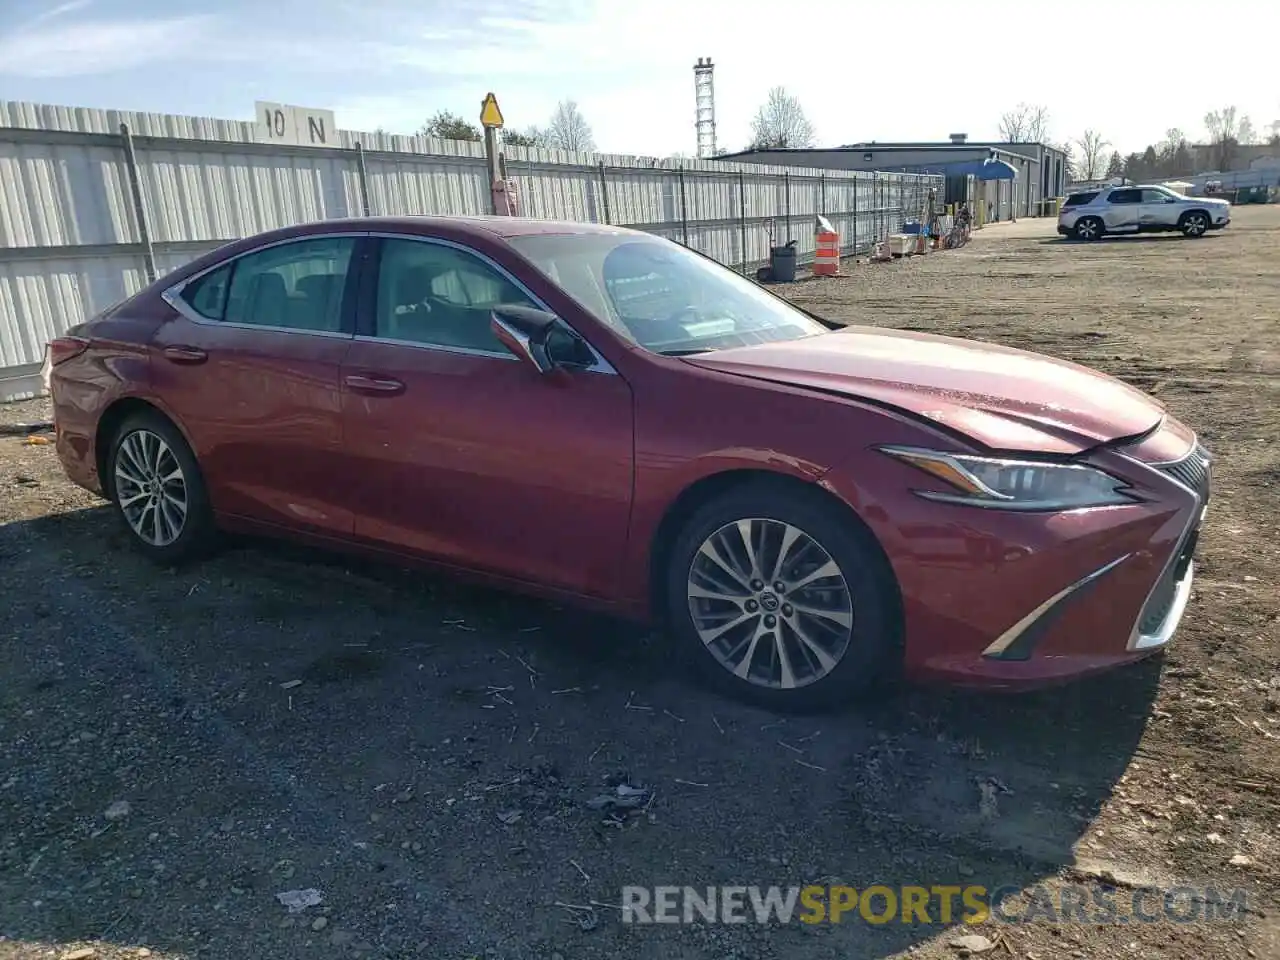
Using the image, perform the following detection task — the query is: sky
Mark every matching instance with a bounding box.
[0,0,1276,158]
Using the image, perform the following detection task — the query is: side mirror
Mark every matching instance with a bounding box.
[490,304,592,375]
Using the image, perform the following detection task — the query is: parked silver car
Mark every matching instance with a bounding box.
[1058,185,1231,240]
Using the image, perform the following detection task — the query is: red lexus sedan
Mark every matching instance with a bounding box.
[47,216,1210,710]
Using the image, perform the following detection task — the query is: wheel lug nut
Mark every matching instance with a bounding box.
[782,604,793,616]
[773,581,786,593]
[764,614,777,628]
[750,579,764,591]
[745,600,759,612]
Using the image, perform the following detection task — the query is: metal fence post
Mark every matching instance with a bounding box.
[819,173,826,217]
[118,122,157,284]
[678,165,689,246]
[852,173,859,255]
[783,171,792,242]
[354,142,372,217]
[738,169,747,274]
[598,161,611,225]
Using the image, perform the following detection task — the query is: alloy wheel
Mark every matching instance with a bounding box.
[114,429,189,547]
[687,518,854,690]
[1184,213,1208,236]
[1075,219,1099,240]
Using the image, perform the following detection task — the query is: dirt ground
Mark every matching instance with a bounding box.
[2,208,1278,960]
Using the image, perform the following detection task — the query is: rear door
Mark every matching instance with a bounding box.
[1102,188,1142,232]
[153,233,365,536]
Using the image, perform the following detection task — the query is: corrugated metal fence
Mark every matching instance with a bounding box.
[0,101,942,400]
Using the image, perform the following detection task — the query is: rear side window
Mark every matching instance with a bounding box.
[178,239,354,332]
[1063,192,1098,208]
[181,265,231,320]
[1107,189,1141,204]
[224,237,355,332]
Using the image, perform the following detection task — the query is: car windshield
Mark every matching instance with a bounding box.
[506,233,827,355]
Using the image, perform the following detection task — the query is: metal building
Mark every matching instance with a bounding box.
[718,136,1070,218]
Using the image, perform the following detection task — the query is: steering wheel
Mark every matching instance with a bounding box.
[659,305,702,327]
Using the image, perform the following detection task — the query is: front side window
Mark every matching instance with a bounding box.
[1141,188,1176,203]
[201,237,356,332]
[374,238,537,352]
[507,233,827,356]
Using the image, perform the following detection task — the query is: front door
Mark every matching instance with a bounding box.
[339,235,634,599]
[1102,187,1142,232]
[152,234,362,536]
[1138,188,1179,228]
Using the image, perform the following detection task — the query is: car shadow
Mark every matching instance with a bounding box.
[1041,234,1223,245]
[1,508,1158,959]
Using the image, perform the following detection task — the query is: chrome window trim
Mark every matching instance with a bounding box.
[351,334,518,362]
[366,232,618,376]
[161,232,368,339]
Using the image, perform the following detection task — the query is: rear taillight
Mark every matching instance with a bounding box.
[48,336,90,365]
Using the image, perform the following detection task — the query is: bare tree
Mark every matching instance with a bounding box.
[749,87,816,149]
[1237,115,1257,145]
[1074,129,1110,180]
[1204,106,1239,143]
[545,100,595,153]
[998,103,1050,142]
[1204,106,1240,170]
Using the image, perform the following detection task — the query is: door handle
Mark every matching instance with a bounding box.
[344,373,405,396]
[162,344,207,364]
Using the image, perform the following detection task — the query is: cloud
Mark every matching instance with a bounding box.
[0,13,217,78]
[26,0,95,27]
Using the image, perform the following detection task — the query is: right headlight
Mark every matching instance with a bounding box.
[879,446,1138,511]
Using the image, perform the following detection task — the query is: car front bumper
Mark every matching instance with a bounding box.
[854,429,1211,690]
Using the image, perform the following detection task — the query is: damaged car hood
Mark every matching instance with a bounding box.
[683,325,1165,455]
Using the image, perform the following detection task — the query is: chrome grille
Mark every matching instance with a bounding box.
[1159,442,1211,502]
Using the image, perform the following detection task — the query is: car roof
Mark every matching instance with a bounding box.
[277,215,645,241]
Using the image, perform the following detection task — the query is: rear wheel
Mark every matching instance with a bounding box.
[664,481,901,712]
[1179,211,1209,237]
[1074,216,1104,241]
[107,411,217,565]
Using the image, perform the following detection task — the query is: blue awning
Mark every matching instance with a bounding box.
[945,158,1018,180]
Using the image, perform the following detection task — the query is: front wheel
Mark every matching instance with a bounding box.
[1180,211,1209,237]
[107,411,218,565]
[1074,216,1104,241]
[664,482,901,712]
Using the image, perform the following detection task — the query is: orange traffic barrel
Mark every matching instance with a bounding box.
[813,229,840,276]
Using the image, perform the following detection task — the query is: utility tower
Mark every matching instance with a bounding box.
[694,57,716,159]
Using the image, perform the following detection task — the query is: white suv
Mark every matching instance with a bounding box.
[1058,185,1231,240]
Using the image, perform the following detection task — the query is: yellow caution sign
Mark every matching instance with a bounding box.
[480,93,504,129]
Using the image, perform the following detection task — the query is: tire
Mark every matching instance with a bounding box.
[106,410,218,565]
[1179,211,1209,237]
[664,480,901,713]
[1073,216,1104,241]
